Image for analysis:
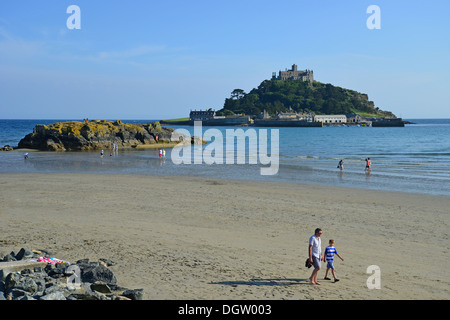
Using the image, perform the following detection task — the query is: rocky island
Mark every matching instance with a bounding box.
[17,120,203,151]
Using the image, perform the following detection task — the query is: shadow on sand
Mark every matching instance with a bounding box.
[210,278,311,287]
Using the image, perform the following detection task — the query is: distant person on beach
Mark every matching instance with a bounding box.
[100,150,104,158]
[24,153,29,159]
[365,158,371,171]
[159,149,163,157]
[163,149,166,158]
[323,239,344,282]
[337,159,344,171]
[308,228,323,285]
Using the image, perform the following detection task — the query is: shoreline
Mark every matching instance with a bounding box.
[3,148,450,198]
[1,172,449,299]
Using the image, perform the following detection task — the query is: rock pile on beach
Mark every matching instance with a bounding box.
[0,248,144,300]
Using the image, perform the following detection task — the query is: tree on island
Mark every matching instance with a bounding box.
[230,89,246,100]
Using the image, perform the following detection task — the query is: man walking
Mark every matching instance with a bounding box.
[309,228,323,285]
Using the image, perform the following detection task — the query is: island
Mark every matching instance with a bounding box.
[161,64,405,127]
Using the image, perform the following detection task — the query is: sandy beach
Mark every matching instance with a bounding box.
[0,172,448,300]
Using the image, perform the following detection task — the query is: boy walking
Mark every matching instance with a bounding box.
[324,239,344,282]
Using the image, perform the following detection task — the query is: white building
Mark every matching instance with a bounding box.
[314,115,347,124]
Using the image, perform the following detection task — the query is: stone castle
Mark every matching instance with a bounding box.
[271,64,314,82]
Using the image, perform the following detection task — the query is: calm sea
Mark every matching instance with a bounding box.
[1,119,449,197]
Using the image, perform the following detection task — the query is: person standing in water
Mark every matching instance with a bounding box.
[365,158,371,172]
[337,159,344,171]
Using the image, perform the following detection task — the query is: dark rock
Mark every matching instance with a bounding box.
[79,262,117,285]
[15,248,34,260]
[108,284,129,292]
[76,258,89,264]
[40,291,66,300]
[44,263,55,274]
[4,273,21,290]
[8,288,29,300]
[67,293,100,300]
[44,283,63,295]
[34,278,46,296]
[20,269,33,276]
[99,258,116,267]
[90,281,112,294]
[55,262,69,268]
[18,277,39,295]
[0,280,5,294]
[33,267,47,278]
[5,273,38,295]
[48,266,66,279]
[122,289,144,300]
[67,287,110,300]
[3,253,16,262]
[34,266,44,273]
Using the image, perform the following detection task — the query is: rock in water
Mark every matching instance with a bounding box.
[17,120,189,151]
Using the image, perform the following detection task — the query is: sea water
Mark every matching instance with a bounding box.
[0,119,449,196]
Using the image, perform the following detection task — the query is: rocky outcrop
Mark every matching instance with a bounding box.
[0,145,13,151]
[17,120,202,151]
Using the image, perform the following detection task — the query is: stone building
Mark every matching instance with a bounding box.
[272,64,314,82]
[346,114,363,123]
[314,115,347,124]
[189,110,216,121]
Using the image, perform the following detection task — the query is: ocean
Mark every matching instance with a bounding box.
[1,118,449,197]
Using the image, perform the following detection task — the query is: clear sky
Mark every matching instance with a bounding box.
[0,0,449,119]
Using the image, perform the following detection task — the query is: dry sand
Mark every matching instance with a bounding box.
[0,172,448,300]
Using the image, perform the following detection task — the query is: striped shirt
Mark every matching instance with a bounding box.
[324,246,338,261]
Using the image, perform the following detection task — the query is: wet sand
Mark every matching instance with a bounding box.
[0,172,449,299]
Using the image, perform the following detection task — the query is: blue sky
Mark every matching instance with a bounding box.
[0,0,449,119]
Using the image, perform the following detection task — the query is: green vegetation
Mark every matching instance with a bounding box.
[162,117,190,122]
[217,80,396,118]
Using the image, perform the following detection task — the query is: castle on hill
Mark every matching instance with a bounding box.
[271,64,314,82]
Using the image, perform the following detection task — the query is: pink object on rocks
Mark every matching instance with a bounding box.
[38,257,69,265]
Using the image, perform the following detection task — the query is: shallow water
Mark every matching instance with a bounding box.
[1,119,449,196]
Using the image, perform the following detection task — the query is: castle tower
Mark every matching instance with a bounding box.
[271,64,314,82]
